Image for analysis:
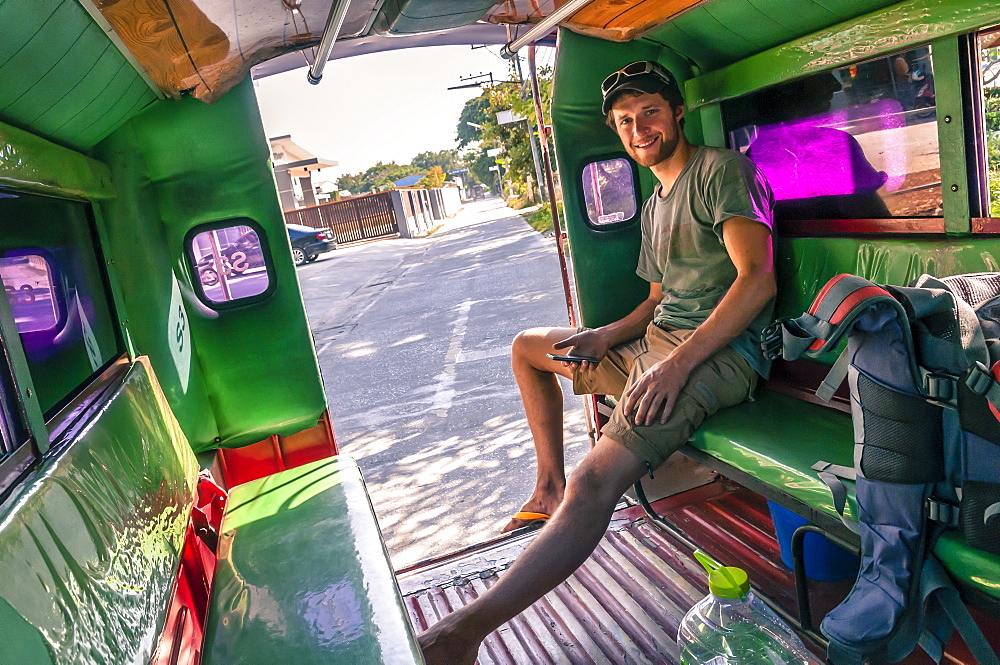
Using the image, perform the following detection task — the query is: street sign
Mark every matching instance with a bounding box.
[486,148,502,157]
[497,109,526,125]
[449,168,469,174]
[489,166,500,172]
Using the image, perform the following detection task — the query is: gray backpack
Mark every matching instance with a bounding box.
[763,272,1000,664]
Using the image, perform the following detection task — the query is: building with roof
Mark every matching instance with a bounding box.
[269,135,338,211]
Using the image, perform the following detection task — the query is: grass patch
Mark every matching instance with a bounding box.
[524,202,554,234]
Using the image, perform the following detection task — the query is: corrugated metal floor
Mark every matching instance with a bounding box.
[398,481,829,665]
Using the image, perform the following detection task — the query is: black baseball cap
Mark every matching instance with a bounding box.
[601,61,682,115]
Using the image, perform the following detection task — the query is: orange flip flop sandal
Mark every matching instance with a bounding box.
[511,511,551,525]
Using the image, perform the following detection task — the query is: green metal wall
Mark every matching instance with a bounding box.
[0,2,157,152]
[90,80,327,451]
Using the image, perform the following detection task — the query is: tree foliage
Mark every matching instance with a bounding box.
[455,65,554,198]
[984,42,1000,215]
[412,149,463,174]
[418,166,447,189]
[336,161,423,194]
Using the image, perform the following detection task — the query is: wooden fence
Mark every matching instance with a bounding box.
[284,191,398,244]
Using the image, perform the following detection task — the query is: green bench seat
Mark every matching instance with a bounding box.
[202,455,422,664]
[683,389,1000,606]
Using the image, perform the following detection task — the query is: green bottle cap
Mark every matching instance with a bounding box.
[693,550,751,600]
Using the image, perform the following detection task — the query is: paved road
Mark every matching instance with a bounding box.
[297,198,590,568]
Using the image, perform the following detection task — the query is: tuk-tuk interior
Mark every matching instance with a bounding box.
[1,1,999,663]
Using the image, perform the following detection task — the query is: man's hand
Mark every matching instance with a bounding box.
[551,329,611,372]
[622,355,693,426]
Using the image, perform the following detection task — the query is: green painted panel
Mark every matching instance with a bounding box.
[691,391,856,519]
[934,533,1000,601]
[685,0,1000,109]
[931,35,973,234]
[76,77,152,149]
[0,3,85,109]
[0,358,197,664]
[373,0,495,34]
[90,124,219,448]
[32,47,122,135]
[0,1,156,151]
[0,119,114,200]
[2,23,107,123]
[94,79,327,450]
[701,0,795,51]
[204,456,422,664]
[775,236,1000,325]
[642,0,897,74]
[552,30,687,328]
[0,3,59,68]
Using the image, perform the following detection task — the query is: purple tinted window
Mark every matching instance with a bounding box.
[725,45,940,219]
[582,159,637,226]
[190,225,269,304]
[1,255,58,333]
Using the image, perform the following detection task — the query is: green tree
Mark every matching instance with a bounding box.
[337,161,423,193]
[335,171,368,194]
[412,149,462,174]
[453,65,554,200]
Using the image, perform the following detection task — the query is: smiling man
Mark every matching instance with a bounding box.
[418,61,776,665]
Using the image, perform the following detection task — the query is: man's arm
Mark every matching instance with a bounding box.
[552,282,662,370]
[622,216,776,425]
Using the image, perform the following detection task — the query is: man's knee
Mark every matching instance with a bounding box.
[512,327,570,367]
[565,436,647,507]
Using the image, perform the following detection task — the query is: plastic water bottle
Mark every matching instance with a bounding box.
[678,551,812,665]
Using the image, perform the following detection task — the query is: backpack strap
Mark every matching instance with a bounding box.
[762,274,905,361]
[812,461,861,535]
[918,556,1000,665]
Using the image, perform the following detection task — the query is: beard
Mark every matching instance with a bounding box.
[628,132,679,168]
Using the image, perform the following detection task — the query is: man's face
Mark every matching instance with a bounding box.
[610,92,684,168]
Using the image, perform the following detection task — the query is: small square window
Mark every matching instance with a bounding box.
[1,254,59,333]
[582,158,638,228]
[187,221,272,307]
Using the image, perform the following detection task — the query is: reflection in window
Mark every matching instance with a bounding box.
[724,45,940,220]
[0,192,121,416]
[189,224,269,305]
[1,254,59,333]
[582,158,637,226]
[981,28,1000,217]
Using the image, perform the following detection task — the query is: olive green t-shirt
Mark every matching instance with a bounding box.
[636,146,775,377]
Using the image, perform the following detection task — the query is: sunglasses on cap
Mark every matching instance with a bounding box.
[601,61,674,96]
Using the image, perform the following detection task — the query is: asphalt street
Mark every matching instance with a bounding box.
[296,197,590,568]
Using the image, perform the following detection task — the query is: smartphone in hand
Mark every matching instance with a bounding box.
[547,353,599,364]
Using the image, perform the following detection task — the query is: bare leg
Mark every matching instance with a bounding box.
[503,327,580,532]
[419,435,647,665]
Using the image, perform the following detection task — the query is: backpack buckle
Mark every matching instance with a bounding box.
[760,319,785,361]
[927,497,960,527]
[966,361,995,396]
[923,372,957,401]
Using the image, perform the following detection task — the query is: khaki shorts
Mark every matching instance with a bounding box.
[573,323,757,470]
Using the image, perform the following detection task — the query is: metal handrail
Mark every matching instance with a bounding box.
[307,0,353,84]
[500,0,593,58]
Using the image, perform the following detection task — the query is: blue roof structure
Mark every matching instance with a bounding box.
[393,174,426,188]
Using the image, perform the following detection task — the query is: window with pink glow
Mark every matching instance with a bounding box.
[724,45,940,220]
[582,158,638,228]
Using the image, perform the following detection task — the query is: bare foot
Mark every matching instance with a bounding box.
[418,613,483,665]
[500,489,564,533]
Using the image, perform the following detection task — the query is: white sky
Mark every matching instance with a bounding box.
[253,45,549,187]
